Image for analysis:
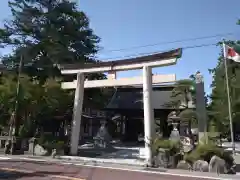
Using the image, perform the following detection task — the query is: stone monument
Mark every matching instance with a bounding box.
[94,120,112,148]
[195,71,208,144]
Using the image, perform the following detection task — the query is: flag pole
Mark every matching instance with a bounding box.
[222,42,235,154]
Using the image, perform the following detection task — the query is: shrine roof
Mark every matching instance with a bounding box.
[105,86,178,110]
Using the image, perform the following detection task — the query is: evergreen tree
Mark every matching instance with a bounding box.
[0,0,101,82]
[0,0,113,137]
[208,39,240,135]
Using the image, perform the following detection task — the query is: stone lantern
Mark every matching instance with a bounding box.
[168,111,181,141]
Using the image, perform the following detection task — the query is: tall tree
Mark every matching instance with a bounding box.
[0,73,73,137]
[208,39,240,136]
[0,0,101,82]
[0,0,113,139]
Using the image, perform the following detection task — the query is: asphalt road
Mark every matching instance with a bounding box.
[0,160,199,180]
[0,159,235,180]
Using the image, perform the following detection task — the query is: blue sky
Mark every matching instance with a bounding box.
[1,0,240,94]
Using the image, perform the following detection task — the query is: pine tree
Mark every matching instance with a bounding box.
[208,39,240,136]
[0,0,101,82]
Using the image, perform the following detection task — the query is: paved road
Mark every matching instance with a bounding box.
[0,158,226,180]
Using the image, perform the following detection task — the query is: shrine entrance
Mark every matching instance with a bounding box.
[59,48,182,165]
[104,86,177,143]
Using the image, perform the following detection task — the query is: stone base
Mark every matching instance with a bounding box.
[198,132,207,144]
[139,148,146,159]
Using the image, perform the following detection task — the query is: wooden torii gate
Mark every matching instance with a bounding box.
[59,48,182,165]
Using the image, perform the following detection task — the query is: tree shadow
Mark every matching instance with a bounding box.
[0,170,70,180]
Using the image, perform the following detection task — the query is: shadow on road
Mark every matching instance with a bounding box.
[0,170,67,180]
[0,160,97,180]
[0,159,59,166]
[0,159,87,179]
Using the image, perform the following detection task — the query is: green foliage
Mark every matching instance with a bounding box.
[208,38,240,135]
[166,78,195,109]
[0,0,113,135]
[179,109,197,127]
[164,77,198,130]
[184,144,234,166]
[18,124,30,138]
[43,141,65,152]
[152,138,181,155]
[0,0,100,81]
[37,133,65,152]
[0,73,73,136]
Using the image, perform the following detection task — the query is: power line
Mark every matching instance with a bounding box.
[98,43,217,61]
[0,42,223,69]
[100,32,237,53]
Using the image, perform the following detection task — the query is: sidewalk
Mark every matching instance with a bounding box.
[56,155,146,166]
[0,154,146,166]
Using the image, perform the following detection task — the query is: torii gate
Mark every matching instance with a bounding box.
[59,48,182,165]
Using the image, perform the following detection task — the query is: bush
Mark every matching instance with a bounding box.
[152,138,180,156]
[37,133,65,153]
[18,125,29,138]
[53,141,65,151]
[221,151,235,167]
[184,144,234,166]
[37,133,56,145]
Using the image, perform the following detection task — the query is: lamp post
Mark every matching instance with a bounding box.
[168,111,181,141]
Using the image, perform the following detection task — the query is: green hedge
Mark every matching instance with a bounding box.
[184,144,234,166]
[152,138,181,156]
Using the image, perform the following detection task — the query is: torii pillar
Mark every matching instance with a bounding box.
[70,73,84,155]
[142,66,155,165]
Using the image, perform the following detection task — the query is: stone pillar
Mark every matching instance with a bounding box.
[195,72,207,144]
[143,66,155,166]
[70,73,84,155]
[107,71,116,79]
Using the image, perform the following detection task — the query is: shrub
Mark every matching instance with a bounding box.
[184,144,234,166]
[221,151,234,166]
[37,133,65,153]
[53,141,65,151]
[37,133,56,145]
[18,125,29,138]
[152,138,180,156]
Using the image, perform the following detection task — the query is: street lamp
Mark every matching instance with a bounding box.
[168,111,181,141]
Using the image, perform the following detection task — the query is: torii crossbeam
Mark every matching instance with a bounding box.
[59,48,182,166]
